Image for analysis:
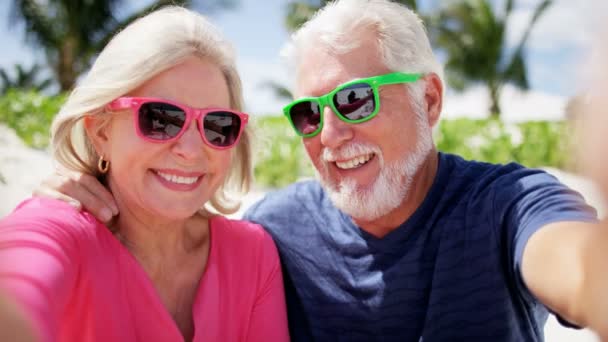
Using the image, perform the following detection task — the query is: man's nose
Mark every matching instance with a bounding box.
[319,106,353,149]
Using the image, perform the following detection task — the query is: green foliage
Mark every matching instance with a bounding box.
[0,89,66,149]
[0,63,54,94]
[434,118,571,168]
[252,116,314,188]
[253,116,573,188]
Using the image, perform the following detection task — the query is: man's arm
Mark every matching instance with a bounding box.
[522,220,608,337]
[34,170,118,222]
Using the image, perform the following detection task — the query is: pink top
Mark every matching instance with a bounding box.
[0,198,289,342]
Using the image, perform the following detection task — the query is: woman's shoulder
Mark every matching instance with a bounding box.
[209,216,278,261]
[210,215,270,244]
[0,197,107,240]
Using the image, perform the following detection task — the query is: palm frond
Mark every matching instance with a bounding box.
[503,0,552,85]
[10,0,59,47]
[261,81,293,101]
[94,0,191,52]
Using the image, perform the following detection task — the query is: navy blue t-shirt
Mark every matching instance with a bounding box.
[244,152,596,341]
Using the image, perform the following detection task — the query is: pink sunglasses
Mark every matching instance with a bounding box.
[107,97,249,150]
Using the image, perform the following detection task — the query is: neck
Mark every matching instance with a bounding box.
[115,212,209,264]
[107,184,210,342]
[107,186,210,269]
[353,149,439,238]
[115,208,209,342]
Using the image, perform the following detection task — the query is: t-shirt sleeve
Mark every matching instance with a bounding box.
[492,168,596,324]
[245,228,289,342]
[0,198,85,342]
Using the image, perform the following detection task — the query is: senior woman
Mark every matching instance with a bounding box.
[0,6,289,342]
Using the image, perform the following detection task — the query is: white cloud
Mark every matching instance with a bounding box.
[500,84,566,122]
[443,84,566,122]
[507,0,605,51]
[503,0,607,97]
[237,57,291,116]
[443,86,490,120]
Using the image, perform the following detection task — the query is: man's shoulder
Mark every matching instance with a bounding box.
[0,197,110,252]
[245,180,325,217]
[441,152,555,190]
[441,153,593,220]
[209,216,280,270]
[243,180,332,237]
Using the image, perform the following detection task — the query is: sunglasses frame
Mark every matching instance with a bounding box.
[283,72,423,137]
[107,96,249,150]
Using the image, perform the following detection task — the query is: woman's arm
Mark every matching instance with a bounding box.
[0,291,37,342]
[0,198,82,342]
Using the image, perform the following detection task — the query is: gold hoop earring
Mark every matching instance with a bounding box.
[97,156,109,174]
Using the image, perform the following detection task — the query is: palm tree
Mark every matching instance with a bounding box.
[9,0,237,91]
[285,0,418,32]
[434,0,552,117]
[0,63,53,94]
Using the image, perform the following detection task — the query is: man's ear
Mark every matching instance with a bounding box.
[83,115,111,158]
[424,73,443,128]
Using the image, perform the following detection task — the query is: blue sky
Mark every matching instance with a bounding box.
[0,0,605,121]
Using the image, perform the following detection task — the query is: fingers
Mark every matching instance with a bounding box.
[33,185,83,209]
[69,172,118,215]
[33,171,118,223]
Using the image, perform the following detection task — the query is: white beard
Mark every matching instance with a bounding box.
[316,116,433,221]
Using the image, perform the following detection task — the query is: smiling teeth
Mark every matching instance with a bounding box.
[335,154,373,170]
[157,171,199,185]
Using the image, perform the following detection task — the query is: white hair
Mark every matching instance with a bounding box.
[50,6,252,216]
[282,0,444,100]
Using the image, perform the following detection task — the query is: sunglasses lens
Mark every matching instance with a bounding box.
[333,83,376,120]
[139,102,186,140]
[203,111,242,147]
[289,101,321,135]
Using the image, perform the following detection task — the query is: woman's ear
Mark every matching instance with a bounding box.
[83,115,112,158]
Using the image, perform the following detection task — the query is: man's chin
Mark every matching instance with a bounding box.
[319,169,410,221]
[327,182,382,217]
[317,172,392,218]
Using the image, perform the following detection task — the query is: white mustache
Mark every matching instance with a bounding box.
[321,143,381,162]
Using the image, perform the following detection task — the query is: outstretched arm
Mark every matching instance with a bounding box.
[0,199,82,342]
[0,292,36,342]
[522,220,608,337]
[530,28,608,338]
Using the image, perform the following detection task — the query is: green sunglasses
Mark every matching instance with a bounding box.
[283,72,423,137]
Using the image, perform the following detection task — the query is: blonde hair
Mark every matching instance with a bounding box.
[50,6,252,216]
